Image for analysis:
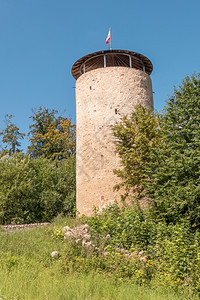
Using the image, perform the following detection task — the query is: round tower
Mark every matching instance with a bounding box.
[72,50,153,216]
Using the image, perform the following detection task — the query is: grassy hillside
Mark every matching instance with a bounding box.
[0,217,197,300]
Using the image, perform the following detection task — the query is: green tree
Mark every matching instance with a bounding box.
[112,105,161,199]
[0,153,40,224]
[28,107,75,161]
[0,153,76,224]
[146,74,200,227]
[0,114,25,155]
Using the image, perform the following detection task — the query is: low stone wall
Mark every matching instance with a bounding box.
[1,223,50,231]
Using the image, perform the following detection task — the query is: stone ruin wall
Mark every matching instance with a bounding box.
[76,66,153,216]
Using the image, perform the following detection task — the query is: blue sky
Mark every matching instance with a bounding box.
[0,0,200,151]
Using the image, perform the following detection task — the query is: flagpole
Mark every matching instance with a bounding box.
[110,28,112,50]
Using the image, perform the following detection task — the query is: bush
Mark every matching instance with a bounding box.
[59,204,200,294]
[81,203,157,251]
[151,223,200,292]
[0,153,75,224]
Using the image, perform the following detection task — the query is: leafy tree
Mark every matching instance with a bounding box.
[0,149,9,159]
[28,107,75,161]
[112,105,160,199]
[31,154,76,220]
[39,119,75,161]
[0,114,25,155]
[0,153,40,224]
[146,74,200,227]
[0,153,76,224]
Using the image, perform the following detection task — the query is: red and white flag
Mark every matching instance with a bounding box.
[106,29,111,44]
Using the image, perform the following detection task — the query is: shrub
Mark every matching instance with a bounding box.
[65,204,200,294]
[82,203,157,251]
[0,153,75,224]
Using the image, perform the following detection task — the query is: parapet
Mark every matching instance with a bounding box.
[72,49,153,80]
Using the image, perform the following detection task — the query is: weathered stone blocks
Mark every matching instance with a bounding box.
[75,66,153,215]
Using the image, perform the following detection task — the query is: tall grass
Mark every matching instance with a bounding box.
[0,217,198,300]
[0,270,196,300]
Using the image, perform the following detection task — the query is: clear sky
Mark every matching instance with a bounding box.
[0,0,200,151]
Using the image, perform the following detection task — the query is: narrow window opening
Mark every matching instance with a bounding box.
[90,86,92,90]
[115,108,118,114]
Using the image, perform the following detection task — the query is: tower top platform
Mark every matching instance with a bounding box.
[72,49,153,80]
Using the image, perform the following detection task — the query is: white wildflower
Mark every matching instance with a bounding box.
[83,234,91,241]
[63,226,71,233]
[65,231,74,238]
[50,251,59,258]
[81,224,90,232]
[84,241,92,249]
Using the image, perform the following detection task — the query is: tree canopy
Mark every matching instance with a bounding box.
[112,105,160,198]
[112,74,200,227]
[0,107,76,224]
[146,74,200,226]
[0,153,75,224]
[28,107,76,161]
[0,114,25,155]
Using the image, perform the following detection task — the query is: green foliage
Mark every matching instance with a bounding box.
[145,74,200,227]
[1,224,191,300]
[28,107,76,161]
[0,153,40,224]
[0,107,76,224]
[60,73,200,295]
[0,114,25,155]
[79,204,200,294]
[62,240,152,285]
[31,154,76,219]
[112,105,160,197]
[112,75,200,228]
[0,217,198,299]
[151,223,200,290]
[82,203,156,250]
[0,153,76,224]
[0,252,21,271]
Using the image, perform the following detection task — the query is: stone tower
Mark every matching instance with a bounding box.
[72,50,153,216]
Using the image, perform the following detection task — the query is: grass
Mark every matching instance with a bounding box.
[0,217,198,300]
[0,270,197,300]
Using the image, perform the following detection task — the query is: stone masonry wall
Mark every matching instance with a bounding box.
[76,66,153,216]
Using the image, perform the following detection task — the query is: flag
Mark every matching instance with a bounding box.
[106,29,111,44]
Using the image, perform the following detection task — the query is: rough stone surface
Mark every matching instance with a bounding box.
[1,223,50,231]
[75,66,153,216]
